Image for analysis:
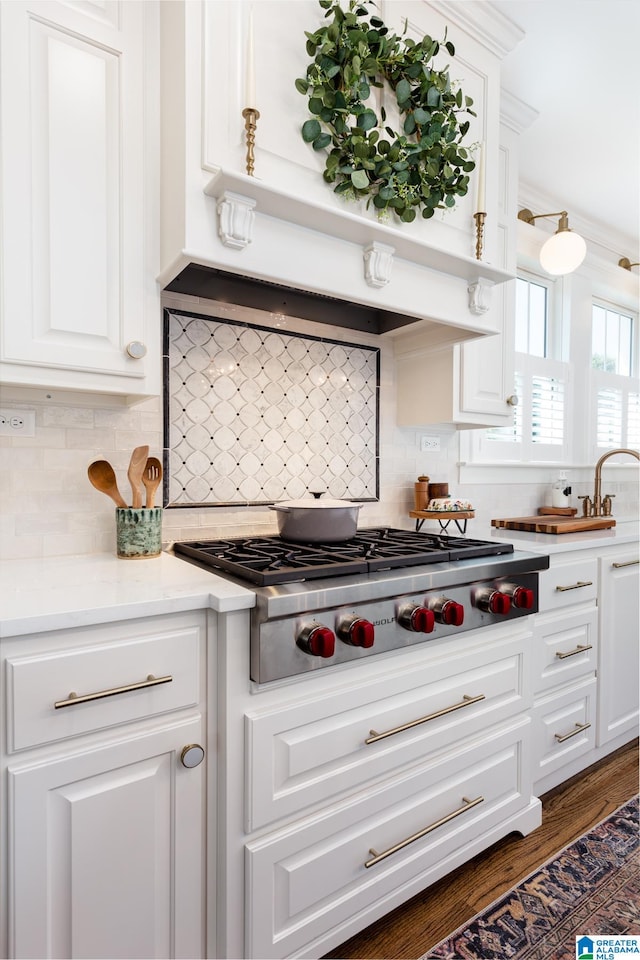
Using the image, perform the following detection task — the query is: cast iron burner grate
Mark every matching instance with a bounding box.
[173,527,514,586]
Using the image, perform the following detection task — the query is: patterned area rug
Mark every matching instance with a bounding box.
[422,796,640,960]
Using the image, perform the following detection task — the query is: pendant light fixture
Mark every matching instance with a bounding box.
[517,208,587,276]
[618,257,639,270]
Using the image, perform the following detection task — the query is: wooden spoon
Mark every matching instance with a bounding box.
[127,445,149,509]
[142,457,163,508]
[88,460,127,508]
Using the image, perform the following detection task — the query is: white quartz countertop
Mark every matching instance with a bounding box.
[478,519,639,555]
[0,551,255,639]
[2,521,638,638]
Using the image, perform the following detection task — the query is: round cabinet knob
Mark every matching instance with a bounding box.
[474,588,511,615]
[430,597,464,626]
[502,583,535,610]
[506,394,519,407]
[336,615,375,648]
[398,604,435,634]
[180,744,205,768]
[125,340,147,359]
[296,622,335,659]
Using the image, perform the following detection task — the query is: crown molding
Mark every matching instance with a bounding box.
[500,89,539,135]
[427,0,524,58]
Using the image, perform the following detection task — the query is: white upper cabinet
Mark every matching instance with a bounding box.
[395,120,519,427]
[0,0,160,399]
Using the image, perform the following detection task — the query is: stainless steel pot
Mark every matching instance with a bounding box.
[269,498,364,542]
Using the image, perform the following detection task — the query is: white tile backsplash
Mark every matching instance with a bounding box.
[1,299,637,559]
[164,308,380,507]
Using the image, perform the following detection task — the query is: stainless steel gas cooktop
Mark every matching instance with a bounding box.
[173,527,515,586]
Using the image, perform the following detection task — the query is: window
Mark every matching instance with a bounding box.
[478,274,569,462]
[515,276,548,357]
[591,302,638,454]
[592,304,633,375]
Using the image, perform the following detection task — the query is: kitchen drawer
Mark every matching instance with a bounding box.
[5,613,205,751]
[533,606,598,695]
[532,677,596,787]
[245,628,531,831]
[246,718,534,960]
[538,558,598,612]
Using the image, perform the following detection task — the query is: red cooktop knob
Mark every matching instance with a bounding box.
[350,619,375,648]
[296,623,335,659]
[398,604,435,634]
[474,587,512,616]
[512,586,534,609]
[337,616,375,648]
[490,592,511,615]
[441,600,464,626]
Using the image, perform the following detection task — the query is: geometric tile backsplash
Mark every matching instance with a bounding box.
[163,309,380,507]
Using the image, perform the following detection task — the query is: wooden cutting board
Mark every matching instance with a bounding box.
[491,515,616,534]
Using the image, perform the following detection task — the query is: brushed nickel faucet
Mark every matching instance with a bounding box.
[587,448,640,517]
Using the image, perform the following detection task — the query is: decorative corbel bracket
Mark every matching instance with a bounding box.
[363,242,395,288]
[467,278,493,315]
[217,190,256,249]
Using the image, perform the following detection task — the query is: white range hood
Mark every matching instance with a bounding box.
[158,0,518,349]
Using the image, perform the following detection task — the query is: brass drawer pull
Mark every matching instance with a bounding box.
[554,721,591,743]
[555,580,593,592]
[365,694,485,745]
[54,673,173,709]
[555,643,593,660]
[365,795,484,868]
[612,559,639,568]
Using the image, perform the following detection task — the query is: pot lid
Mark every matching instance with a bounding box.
[274,498,363,510]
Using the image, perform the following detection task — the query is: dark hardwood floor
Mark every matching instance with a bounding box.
[324,738,639,960]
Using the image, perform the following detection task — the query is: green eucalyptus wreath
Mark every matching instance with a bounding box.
[295,0,477,222]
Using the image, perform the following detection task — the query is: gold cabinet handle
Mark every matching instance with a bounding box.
[365,694,485,745]
[365,795,484,868]
[54,673,172,709]
[555,580,593,592]
[555,643,593,660]
[554,721,591,743]
[612,559,639,568]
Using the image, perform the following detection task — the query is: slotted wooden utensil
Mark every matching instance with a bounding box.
[88,460,127,508]
[142,457,163,508]
[127,445,149,509]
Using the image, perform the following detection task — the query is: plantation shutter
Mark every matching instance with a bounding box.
[476,356,568,462]
[591,369,640,456]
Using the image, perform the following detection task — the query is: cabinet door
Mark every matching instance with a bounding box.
[457,124,518,424]
[597,550,640,746]
[8,715,205,959]
[0,0,159,396]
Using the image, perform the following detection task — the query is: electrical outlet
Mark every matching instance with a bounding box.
[0,408,36,437]
[420,435,441,452]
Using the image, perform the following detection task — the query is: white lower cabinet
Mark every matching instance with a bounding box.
[532,677,597,785]
[530,540,639,795]
[236,622,540,960]
[246,719,532,960]
[531,559,599,794]
[9,716,205,960]
[0,611,209,960]
[597,547,640,746]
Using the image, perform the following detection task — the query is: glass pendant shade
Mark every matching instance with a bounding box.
[539,229,587,276]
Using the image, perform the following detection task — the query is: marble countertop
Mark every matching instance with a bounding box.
[0,552,255,639]
[478,518,639,555]
[2,520,637,638]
